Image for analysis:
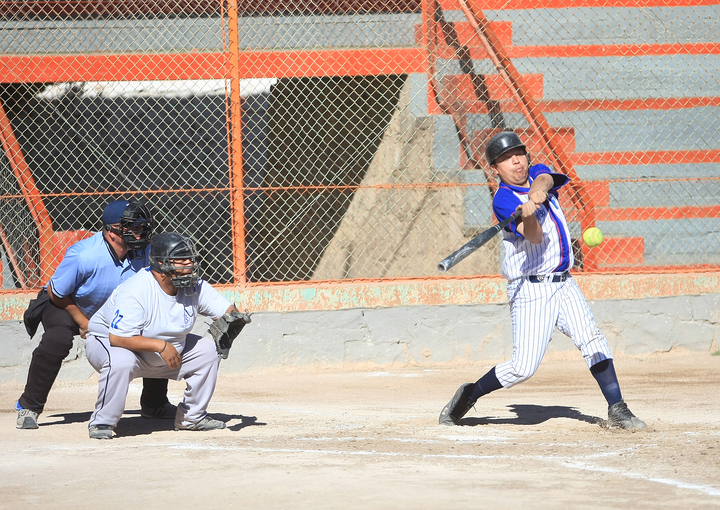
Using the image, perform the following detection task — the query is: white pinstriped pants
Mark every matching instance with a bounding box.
[495,276,613,389]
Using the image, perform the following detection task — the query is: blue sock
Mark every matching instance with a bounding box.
[590,359,623,406]
[470,367,503,402]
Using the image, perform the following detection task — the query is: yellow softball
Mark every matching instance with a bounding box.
[582,227,603,248]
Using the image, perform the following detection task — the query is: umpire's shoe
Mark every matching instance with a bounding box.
[16,409,39,429]
[439,383,476,426]
[608,400,647,429]
[15,401,39,429]
[141,402,178,420]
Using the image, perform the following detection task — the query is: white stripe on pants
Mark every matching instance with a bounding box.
[495,276,613,388]
[85,334,220,428]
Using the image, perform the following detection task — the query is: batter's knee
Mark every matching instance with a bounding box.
[499,361,540,387]
[509,368,536,385]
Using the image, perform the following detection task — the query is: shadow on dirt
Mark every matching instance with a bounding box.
[43,410,267,436]
[42,411,93,426]
[459,404,604,427]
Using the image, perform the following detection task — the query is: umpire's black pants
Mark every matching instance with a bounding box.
[18,300,170,414]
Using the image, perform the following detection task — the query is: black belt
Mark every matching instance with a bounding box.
[528,271,570,283]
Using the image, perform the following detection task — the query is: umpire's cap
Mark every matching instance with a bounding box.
[485,131,526,166]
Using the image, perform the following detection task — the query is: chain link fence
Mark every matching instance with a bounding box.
[0,0,717,290]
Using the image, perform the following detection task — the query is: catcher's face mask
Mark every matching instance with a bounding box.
[162,258,200,292]
[149,232,201,295]
[106,202,154,253]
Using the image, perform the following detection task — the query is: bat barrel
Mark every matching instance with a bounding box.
[437,259,452,272]
[435,211,520,273]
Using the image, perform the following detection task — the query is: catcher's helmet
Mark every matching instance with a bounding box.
[485,131,527,166]
[149,232,200,293]
[103,200,154,253]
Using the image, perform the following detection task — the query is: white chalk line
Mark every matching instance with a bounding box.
[292,434,524,443]
[13,439,720,498]
[553,457,720,497]
[366,372,420,378]
[166,444,720,497]
[438,434,514,442]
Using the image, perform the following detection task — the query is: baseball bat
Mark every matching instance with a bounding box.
[437,210,522,272]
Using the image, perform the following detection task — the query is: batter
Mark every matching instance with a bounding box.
[438,131,647,429]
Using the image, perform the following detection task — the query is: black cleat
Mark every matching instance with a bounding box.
[141,402,178,420]
[438,383,476,426]
[608,400,647,429]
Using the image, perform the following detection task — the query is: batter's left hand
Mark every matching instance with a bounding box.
[528,189,549,205]
[519,200,540,218]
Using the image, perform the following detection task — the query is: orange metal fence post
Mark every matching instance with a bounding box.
[0,98,53,286]
[226,0,247,285]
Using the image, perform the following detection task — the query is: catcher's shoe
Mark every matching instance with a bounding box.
[141,402,178,420]
[88,425,114,440]
[608,400,647,429]
[16,408,39,429]
[175,416,227,431]
[438,383,476,426]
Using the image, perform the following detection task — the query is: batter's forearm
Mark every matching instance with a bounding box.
[527,174,553,204]
[520,215,544,244]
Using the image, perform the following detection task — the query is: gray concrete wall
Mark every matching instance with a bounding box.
[2,293,718,383]
[0,13,422,54]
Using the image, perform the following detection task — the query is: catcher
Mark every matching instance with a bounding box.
[84,232,251,440]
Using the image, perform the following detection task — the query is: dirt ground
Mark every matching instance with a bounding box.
[1,350,719,509]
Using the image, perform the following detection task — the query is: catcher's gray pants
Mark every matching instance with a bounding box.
[85,334,220,429]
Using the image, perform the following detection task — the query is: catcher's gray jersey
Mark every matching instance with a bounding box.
[89,268,231,366]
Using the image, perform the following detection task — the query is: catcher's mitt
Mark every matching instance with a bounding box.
[208,310,252,359]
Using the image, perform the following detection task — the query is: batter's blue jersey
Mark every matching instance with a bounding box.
[492,164,573,280]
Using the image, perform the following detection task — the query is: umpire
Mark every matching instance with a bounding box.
[15,200,175,429]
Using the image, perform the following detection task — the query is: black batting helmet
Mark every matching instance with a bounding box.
[102,200,154,253]
[485,131,527,166]
[149,232,201,293]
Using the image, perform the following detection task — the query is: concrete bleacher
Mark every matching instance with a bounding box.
[0,2,717,281]
[425,2,720,270]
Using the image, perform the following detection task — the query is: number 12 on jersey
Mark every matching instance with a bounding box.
[111,310,124,329]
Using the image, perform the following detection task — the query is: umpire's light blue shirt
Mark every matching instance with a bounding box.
[48,232,148,318]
